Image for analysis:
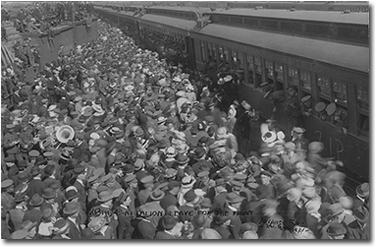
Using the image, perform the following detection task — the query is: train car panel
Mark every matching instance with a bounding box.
[139,14,197,35]
[196,24,369,73]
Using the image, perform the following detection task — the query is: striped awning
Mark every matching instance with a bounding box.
[1,43,14,68]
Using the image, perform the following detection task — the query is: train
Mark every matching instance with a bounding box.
[93,4,369,188]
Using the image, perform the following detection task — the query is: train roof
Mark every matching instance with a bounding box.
[145,6,212,14]
[140,14,197,31]
[209,9,368,25]
[94,6,136,18]
[198,24,369,73]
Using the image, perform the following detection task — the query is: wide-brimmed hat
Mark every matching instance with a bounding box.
[329,203,344,217]
[177,155,190,165]
[201,228,222,239]
[262,131,277,143]
[326,222,347,236]
[356,182,369,198]
[162,215,177,230]
[150,189,165,201]
[65,189,79,201]
[29,194,44,207]
[200,198,212,208]
[1,179,14,190]
[54,219,69,234]
[181,176,195,188]
[88,216,106,232]
[226,192,244,204]
[42,188,55,199]
[10,230,28,239]
[214,213,230,225]
[183,190,197,202]
[353,206,369,223]
[63,201,80,215]
[21,220,37,231]
[97,191,113,203]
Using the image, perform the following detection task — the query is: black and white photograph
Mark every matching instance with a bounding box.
[0,1,370,240]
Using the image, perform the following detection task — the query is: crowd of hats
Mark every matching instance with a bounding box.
[1,16,370,240]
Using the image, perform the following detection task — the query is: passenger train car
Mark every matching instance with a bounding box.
[93,4,369,185]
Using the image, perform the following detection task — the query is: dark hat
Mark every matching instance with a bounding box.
[29,194,44,207]
[194,146,206,159]
[81,228,94,239]
[14,193,27,203]
[329,203,344,217]
[231,180,243,190]
[184,190,197,202]
[168,181,181,190]
[1,179,14,189]
[63,201,80,215]
[200,198,212,208]
[353,206,369,223]
[88,216,106,233]
[97,191,113,203]
[356,183,369,198]
[214,213,230,225]
[140,175,154,184]
[157,139,168,149]
[226,192,244,204]
[123,164,135,173]
[54,218,70,234]
[35,156,47,166]
[42,208,53,221]
[44,164,55,176]
[177,155,190,164]
[73,166,85,175]
[150,189,165,201]
[162,215,177,230]
[326,222,347,236]
[240,222,258,233]
[42,188,55,199]
[65,189,79,201]
[43,151,54,158]
[124,174,137,184]
[4,155,16,162]
[100,174,113,184]
[31,166,40,177]
[59,150,71,161]
[215,178,225,187]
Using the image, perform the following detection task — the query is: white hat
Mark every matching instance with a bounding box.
[262,131,277,143]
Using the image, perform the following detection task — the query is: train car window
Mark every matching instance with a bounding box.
[305,23,331,38]
[230,17,243,25]
[356,86,369,111]
[254,57,262,73]
[246,54,255,85]
[280,21,302,33]
[300,70,312,91]
[212,44,217,62]
[219,47,224,63]
[333,80,347,105]
[218,15,230,25]
[317,76,331,100]
[287,68,298,87]
[200,41,206,61]
[224,47,229,63]
[232,50,238,66]
[260,19,278,30]
[207,43,212,61]
[336,26,369,45]
[275,63,284,82]
[244,17,258,28]
[265,60,274,78]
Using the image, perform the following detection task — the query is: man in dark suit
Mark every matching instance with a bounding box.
[155,215,177,239]
[160,181,180,211]
[73,166,87,212]
[352,183,369,211]
[131,208,156,239]
[211,179,228,212]
[179,190,198,222]
[64,201,83,239]
[27,166,45,198]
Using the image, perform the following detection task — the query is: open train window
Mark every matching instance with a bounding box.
[333,80,347,105]
[287,68,298,87]
[260,19,278,30]
[224,47,229,63]
[246,54,254,86]
[356,86,369,111]
[274,63,284,91]
[358,113,369,138]
[265,60,274,78]
[212,44,217,62]
[218,46,224,63]
[300,70,311,92]
[336,26,369,45]
[317,76,331,100]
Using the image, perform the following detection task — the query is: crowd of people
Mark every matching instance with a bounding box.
[1,18,370,240]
